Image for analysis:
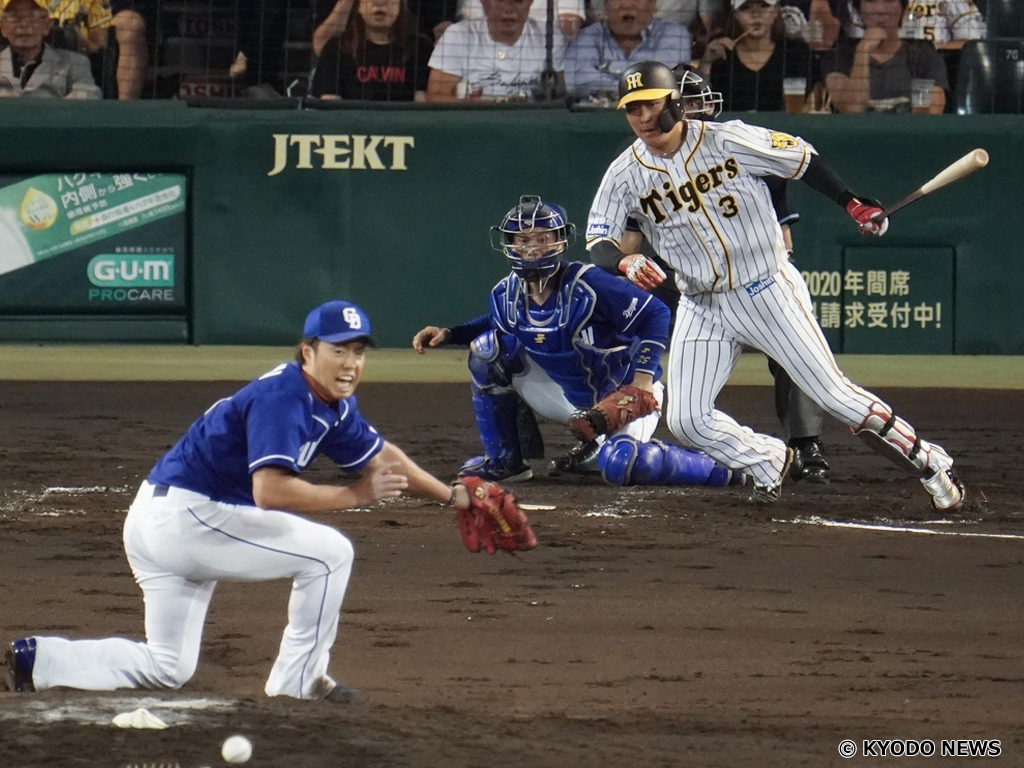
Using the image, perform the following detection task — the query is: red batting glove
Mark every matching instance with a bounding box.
[619,254,667,292]
[845,198,889,236]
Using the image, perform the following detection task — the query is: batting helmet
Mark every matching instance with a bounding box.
[616,61,683,133]
[674,64,723,119]
[490,195,576,284]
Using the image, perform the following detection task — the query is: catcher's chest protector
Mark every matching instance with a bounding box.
[491,264,636,407]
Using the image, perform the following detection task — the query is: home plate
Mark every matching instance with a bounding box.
[520,503,556,511]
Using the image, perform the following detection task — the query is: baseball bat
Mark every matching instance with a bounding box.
[878,149,989,220]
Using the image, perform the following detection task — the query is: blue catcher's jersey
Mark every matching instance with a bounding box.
[148,362,383,505]
[489,262,669,409]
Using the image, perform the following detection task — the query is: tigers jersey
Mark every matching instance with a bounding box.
[586,119,817,294]
[48,0,113,31]
[899,0,986,44]
[148,362,383,505]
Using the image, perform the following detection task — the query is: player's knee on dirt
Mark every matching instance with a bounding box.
[149,648,201,689]
[598,436,737,487]
[853,402,952,475]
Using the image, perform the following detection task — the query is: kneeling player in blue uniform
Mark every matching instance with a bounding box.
[413,195,742,489]
[5,300,496,703]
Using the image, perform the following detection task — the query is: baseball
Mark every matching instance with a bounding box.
[221,734,253,764]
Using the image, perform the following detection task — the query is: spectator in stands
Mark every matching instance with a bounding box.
[590,0,724,60]
[831,0,984,49]
[822,0,947,112]
[458,0,584,39]
[45,0,147,99]
[0,0,101,97]
[426,0,565,101]
[565,0,691,102]
[698,0,818,110]
[778,0,841,50]
[311,0,432,100]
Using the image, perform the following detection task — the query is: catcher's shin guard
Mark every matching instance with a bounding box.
[598,437,743,487]
[852,402,953,476]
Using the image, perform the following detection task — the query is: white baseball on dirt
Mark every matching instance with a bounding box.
[221,734,253,764]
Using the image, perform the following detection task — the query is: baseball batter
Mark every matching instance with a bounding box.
[585,60,964,508]
[413,195,742,489]
[4,300,491,702]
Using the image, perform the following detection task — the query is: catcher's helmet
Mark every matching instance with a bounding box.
[617,61,683,133]
[490,195,576,283]
[674,64,723,119]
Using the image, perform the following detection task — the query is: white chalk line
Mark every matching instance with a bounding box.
[780,515,1024,541]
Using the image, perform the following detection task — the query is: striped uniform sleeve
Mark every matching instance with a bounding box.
[714,120,817,182]
[586,149,635,249]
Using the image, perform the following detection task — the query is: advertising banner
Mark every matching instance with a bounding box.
[0,172,187,314]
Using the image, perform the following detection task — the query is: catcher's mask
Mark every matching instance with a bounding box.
[617,60,683,134]
[490,195,576,284]
[673,64,723,119]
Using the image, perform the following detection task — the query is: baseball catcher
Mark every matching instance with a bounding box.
[453,476,537,554]
[412,195,742,491]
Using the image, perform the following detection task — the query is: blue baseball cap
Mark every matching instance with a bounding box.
[302,300,375,345]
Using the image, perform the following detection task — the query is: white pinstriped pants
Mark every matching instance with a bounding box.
[665,260,953,486]
[30,481,353,700]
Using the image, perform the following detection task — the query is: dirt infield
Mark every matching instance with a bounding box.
[1,380,1022,767]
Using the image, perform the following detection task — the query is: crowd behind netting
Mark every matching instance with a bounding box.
[0,0,1019,112]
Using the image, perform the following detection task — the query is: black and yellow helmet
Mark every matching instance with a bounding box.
[616,61,684,132]
[616,61,680,109]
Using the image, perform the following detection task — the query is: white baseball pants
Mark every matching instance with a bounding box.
[511,353,663,442]
[665,261,954,486]
[30,481,354,700]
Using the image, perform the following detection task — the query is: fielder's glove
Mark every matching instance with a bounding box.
[454,476,538,555]
[569,385,659,442]
[845,197,889,236]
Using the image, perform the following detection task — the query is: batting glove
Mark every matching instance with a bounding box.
[619,254,667,292]
[845,198,889,236]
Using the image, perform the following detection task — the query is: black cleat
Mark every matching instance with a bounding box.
[790,440,831,484]
[549,440,602,476]
[5,638,36,693]
[324,684,360,703]
[458,456,533,483]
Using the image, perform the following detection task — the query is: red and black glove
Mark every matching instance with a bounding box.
[454,477,538,555]
[569,385,660,442]
[845,198,889,236]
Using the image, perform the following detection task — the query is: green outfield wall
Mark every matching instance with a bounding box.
[0,102,1019,353]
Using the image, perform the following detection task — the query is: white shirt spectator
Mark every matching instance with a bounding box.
[458,0,585,26]
[429,17,566,98]
[590,0,724,26]
[840,0,986,44]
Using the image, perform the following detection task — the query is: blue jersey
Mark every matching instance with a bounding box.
[488,262,670,409]
[148,362,383,505]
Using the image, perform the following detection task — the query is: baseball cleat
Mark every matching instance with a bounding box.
[790,440,831,484]
[749,448,794,504]
[324,684,359,704]
[921,467,965,511]
[458,456,533,483]
[5,637,36,693]
[548,440,602,476]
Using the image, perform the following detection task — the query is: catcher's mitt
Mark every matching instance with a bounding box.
[454,476,538,555]
[569,385,658,441]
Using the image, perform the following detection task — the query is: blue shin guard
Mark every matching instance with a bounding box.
[462,331,528,476]
[598,436,743,487]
